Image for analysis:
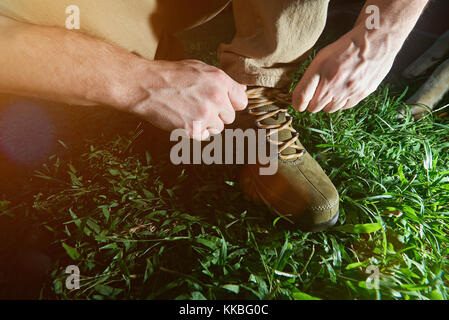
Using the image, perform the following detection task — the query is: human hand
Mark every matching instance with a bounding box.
[127,59,247,140]
[292,25,401,113]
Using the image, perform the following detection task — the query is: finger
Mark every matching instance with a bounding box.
[228,83,248,111]
[330,99,350,113]
[309,97,333,113]
[201,130,210,141]
[208,116,225,135]
[292,74,320,112]
[218,96,237,124]
[322,98,336,113]
[192,128,209,142]
[342,97,362,110]
[342,89,374,110]
[308,83,332,113]
[191,119,207,141]
[323,98,348,113]
[219,106,236,125]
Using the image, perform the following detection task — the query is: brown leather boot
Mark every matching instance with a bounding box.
[239,87,339,231]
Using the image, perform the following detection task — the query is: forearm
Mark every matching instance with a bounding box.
[292,0,430,113]
[0,15,146,108]
[353,0,429,52]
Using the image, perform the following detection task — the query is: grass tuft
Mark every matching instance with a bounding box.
[2,79,447,299]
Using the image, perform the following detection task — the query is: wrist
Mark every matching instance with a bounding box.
[351,0,429,53]
[106,56,152,111]
[350,23,404,57]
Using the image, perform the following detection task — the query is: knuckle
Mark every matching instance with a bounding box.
[197,105,210,119]
[209,87,223,103]
[213,68,228,82]
[213,67,225,76]
[186,59,204,66]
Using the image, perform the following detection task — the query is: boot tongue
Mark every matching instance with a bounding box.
[258,104,297,157]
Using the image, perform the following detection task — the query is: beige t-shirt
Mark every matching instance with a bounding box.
[0,0,160,59]
[0,0,230,60]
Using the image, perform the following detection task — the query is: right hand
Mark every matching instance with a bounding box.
[127,59,248,140]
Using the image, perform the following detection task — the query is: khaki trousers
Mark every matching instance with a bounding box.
[0,0,329,88]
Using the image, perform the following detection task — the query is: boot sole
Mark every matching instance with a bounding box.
[258,187,340,232]
[294,209,339,232]
[241,168,339,232]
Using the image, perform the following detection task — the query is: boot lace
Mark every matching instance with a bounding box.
[247,87,306,161]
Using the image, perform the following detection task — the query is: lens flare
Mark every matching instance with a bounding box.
[0,100,54,167]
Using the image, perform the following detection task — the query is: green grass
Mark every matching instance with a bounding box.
[1,77,448,299]
[1,15,449,298]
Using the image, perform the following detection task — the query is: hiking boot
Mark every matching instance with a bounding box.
[239,87,339,231]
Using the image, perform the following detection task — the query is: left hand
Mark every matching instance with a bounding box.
[292,25,400,113]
